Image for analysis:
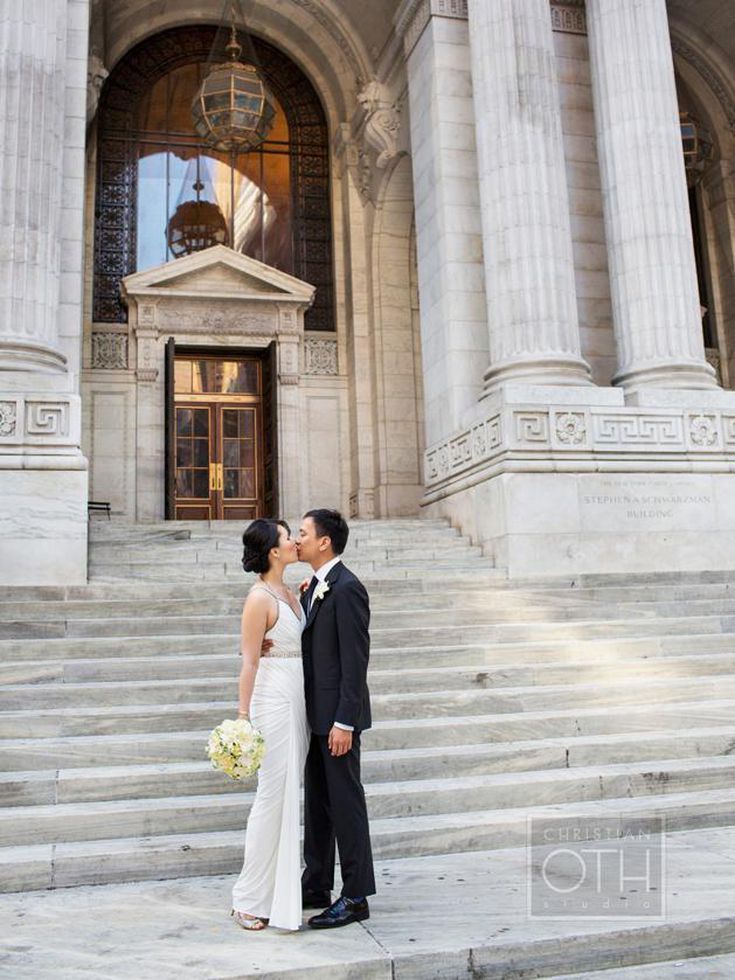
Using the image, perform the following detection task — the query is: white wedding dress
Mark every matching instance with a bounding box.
[231,590,310,931]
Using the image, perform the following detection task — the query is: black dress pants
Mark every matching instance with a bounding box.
[301,731,376,899]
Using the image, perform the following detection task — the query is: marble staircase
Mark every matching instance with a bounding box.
[2,519,735,895]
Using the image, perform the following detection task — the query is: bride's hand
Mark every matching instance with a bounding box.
[298,577,311,595]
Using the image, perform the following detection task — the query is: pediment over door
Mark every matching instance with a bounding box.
[121,244,316,306]
[121,245,316,346]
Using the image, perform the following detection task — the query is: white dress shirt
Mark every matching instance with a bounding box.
[308,557,353,732]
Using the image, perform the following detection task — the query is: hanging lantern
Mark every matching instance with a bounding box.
[167,181,229,258]
[192,25,276,153]
[680,111,713,185]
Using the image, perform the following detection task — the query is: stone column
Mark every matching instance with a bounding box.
[586,0,717,391]
[0,0,89,586]
[394,0,488,445]
[0,0,68,372]
[467,0,592,392]
[701,160,735,389]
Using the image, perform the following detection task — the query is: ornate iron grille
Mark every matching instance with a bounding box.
[93,26,333,331]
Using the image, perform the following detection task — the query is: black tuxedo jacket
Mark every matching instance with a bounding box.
[301,561,372,735]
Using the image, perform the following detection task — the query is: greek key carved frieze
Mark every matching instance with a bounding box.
[723,416,735,446]
[592,414,683,447]
[425,413,502,484]
[25,402,69,437]
[424,403,735,491]
[304,338,338,376]
[91,332,129,370]
[514,412,550,445]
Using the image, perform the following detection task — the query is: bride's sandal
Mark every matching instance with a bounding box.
[231,909,268,931]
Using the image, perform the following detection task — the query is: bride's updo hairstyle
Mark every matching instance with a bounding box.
[241,519,291,574]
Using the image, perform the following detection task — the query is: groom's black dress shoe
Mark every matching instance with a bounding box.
[308,896,370,929]
[302,889,332,909]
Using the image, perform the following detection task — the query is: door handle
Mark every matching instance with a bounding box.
[217,463,224,491]
[209,463,217,492]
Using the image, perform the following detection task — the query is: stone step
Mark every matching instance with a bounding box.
[2,691,735,742]
[2,755,735,848]
[10,589,735,624]
[4,786,735,892]
[1,609,729,641]
[553,952,735,979]
[4,728,735,804]
[4,671,735,720]
[0,573,500,604]
[1,630,732,665]
[3,721,735,776]
[0,602,668,642]
[85,560,499,582]
[0,589,616,620]
[5,648,735,688]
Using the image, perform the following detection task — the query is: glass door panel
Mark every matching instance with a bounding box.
[220,405,260,521]
[174,404,214,519]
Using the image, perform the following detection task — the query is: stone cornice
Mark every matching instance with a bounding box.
[394,0,468,59]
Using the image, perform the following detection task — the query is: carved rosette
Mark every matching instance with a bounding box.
[555,412,586,445]
[0,401,17,437]
[689,414,718,448]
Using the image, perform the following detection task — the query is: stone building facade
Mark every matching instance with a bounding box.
[2,0,735,584]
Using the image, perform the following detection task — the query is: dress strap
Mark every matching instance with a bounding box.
[251,582,282,603]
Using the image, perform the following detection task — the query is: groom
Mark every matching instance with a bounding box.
[297,508,376,928]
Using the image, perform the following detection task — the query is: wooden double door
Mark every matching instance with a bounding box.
[166,346,277,521]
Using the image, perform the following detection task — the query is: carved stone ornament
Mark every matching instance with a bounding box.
[26,402,69,437]
[305,338,338,375]
[550,1,587,35]
[91,332,129,370]
[87,51,109,126]
[0,401,17,437]
[357,81,402,169]
[156,303,276,335]
[556,412,586,445]
[689,414,718,447]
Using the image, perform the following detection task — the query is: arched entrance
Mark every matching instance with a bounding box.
[93,25,333,333]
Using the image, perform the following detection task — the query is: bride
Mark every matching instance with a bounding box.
[230,519,309,932]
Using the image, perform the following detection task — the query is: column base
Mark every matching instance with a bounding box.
[482,355,593,394]
[0,461,88,586]
[614,360,718,392]
[0,340,67,375]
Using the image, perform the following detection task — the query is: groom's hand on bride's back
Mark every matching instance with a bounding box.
[261,638,274,653]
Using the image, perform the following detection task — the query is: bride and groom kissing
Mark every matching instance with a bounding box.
[230,509,375,932]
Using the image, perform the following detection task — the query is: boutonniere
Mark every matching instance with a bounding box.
[313,581,330,602]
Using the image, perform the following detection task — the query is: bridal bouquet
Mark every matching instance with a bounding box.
[206,718,266,780]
